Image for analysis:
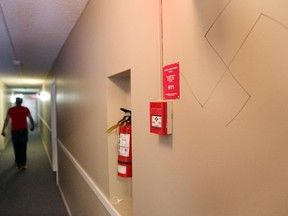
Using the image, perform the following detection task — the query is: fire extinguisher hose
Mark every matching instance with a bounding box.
[105,124,119,133]
[106,108,131,133]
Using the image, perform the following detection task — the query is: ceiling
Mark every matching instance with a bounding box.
[0,0,89,89]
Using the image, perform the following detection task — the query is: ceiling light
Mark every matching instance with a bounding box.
[12,60,21,66]
[10,94,24,103]
[39,91,50,101]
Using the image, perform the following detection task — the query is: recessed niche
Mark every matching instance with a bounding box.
[107,69,132,216]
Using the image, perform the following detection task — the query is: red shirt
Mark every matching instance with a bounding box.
[7,105,31,130]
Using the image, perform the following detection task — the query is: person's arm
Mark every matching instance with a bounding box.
[28,113,35,131]
[2,114,10,136]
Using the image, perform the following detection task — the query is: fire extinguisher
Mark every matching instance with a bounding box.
[106,108,132,178]
[117,108,132,178]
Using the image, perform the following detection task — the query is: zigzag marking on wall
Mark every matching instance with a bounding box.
[183,0,288,126]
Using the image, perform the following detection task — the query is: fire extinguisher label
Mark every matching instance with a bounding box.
[119,133,130,157]
[118,165,127,174]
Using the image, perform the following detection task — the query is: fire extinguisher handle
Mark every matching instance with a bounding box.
[120,108,131,113]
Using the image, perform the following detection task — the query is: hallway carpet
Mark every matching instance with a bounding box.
[0,131,69,216]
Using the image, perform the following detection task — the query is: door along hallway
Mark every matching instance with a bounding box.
[0,130,68,216]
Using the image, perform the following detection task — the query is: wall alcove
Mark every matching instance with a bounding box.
[107,69,132,216]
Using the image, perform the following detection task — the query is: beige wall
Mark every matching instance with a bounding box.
[39,81,53,165]
[0,81,5,150]
[0,81,9,150]
[43,0,288,215]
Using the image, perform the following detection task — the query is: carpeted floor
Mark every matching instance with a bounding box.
[0,130,69,216]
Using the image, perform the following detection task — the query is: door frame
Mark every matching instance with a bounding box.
[50,80,58,183]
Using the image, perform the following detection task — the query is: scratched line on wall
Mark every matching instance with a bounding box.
[182,0,288,127]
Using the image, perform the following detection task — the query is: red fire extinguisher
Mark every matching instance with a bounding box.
[106,108,132,178]
[117,108,132,178]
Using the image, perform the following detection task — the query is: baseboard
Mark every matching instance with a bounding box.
[58,183,73,216]
[58,140,121,216]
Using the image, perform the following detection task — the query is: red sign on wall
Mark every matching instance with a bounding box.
[163,62,180,100]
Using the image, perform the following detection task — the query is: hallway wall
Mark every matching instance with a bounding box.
[0,81,5,150]
[0,81,8,150]
[42,0,288,215]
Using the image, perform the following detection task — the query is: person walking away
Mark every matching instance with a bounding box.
[1,97,35,170]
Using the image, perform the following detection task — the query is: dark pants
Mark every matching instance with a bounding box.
[11,129,28,167]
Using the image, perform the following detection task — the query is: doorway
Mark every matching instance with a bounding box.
[50,81,58,182]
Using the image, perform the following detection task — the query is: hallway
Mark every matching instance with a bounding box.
[0,130,69,216]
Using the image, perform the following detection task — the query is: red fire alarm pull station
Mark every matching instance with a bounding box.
[150,101,173,135]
